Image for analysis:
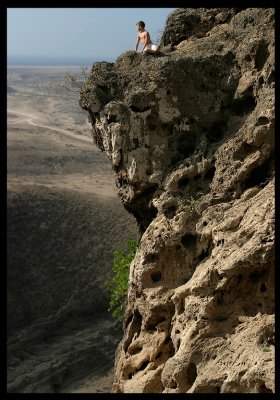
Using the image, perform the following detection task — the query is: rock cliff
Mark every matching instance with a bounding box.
[80,8,275,393]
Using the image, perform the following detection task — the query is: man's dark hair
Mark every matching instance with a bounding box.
[136,21,145,28]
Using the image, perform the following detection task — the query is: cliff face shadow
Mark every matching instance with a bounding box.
[7,66,138,393]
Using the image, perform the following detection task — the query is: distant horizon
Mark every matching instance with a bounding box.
[7,54,116,67]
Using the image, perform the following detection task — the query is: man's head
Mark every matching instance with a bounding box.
[136,21,145,31]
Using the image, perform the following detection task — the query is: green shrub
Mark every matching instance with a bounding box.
[105,238,139,319]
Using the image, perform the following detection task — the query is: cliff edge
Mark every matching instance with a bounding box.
[80,8,275,393]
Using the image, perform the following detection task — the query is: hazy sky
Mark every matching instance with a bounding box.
[7,8,175,61]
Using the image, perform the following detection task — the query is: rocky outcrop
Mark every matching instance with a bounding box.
[80,8,275,393]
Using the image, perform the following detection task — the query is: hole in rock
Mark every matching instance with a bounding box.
[130,105,150,113]
[130,347,142,355]
[145,314,167,332]
[138,360,149,371]
[146,167,152,176]
[255,41,269,71]
[203,221,208,226]
[204,166,216,181]
[178,177,190,189]
[155,352,162,360]
[164,205,177,219]
[177,131,197,158]
[129,184,158,233]
[231,95,256,116]
[107,114,118,124]
[244,54,252,62]
[256,116,269,126]
[206,120,227,143]
[125,313,133,328]
[170,379,177,389]
[187,363,197,386]
[169,347,175,357]
[133,310,143,333]
[197,249,210,263]
[123,310,143,351]
[258,76,264,85]
[177,338,181,349]
[128,373,133,380]
[267,336,275,346]
[258,383,273,393]
[217,238,224,246]
[181,234,196,249]
[151,271,162,283]
[242,157,273,191]
[164,336,171,345]
[260,283,267,292]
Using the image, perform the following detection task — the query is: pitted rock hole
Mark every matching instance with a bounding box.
[181,234,196,249]
[130,105,151,113]
[258,383,273,393]
[206,120,227,143]
[231,95,256,116]
[256,116,269,126]
[187,362,197,386]
[151,271,162,283]
[164,205,177,219]
[177,131,197,158]
[204,166,216,181]
[178,177,190,189]
[242,157,273,190]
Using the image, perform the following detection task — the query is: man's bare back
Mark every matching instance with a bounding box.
[135,21,160,53]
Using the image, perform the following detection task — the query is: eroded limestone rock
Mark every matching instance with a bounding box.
[80,7,274,393]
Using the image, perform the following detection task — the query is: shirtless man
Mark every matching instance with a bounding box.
[135,21,160,54]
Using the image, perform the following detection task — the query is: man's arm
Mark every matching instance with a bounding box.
[135,35,140,51]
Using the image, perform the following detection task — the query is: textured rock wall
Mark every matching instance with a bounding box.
[80,8,275,393]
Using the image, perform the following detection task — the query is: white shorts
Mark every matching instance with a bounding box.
[144,43,159,52]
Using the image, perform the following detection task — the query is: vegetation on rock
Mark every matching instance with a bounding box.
[105,238,139,319]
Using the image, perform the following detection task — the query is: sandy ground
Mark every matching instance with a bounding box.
[7,66,138,393]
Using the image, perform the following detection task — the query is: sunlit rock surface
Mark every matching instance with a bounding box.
[80,7,275,393]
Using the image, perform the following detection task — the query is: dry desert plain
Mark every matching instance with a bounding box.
[7,66,139,393]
